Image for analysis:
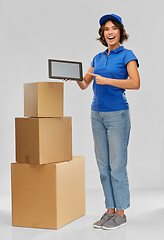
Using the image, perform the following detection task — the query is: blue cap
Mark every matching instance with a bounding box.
[99,14,124,26]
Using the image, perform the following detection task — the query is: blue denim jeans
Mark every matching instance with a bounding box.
[91,109,131,210]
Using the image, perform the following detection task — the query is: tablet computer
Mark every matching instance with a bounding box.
[48,59,83,81]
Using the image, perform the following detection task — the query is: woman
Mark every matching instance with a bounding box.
[65,13,140,230]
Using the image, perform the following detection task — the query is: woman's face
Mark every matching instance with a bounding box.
[103,20,120,50]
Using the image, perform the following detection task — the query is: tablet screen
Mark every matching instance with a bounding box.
[48,59,83,81]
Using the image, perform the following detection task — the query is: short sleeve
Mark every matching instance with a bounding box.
[124,50,139,68]
[90,56,95,67]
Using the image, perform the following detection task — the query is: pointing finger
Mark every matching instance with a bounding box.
[86,72,97,77]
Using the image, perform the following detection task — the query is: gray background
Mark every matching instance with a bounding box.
[0,0,164,191]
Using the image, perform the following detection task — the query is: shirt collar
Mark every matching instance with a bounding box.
[104,46,124,55]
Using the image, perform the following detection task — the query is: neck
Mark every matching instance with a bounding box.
[108,44,120,55]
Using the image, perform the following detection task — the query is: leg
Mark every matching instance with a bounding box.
[115,210,124,218]
[103,109,131,210]
[107,208,115,214]
[91,110,115,209]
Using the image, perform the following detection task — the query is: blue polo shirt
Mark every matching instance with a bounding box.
[90,46,139,112]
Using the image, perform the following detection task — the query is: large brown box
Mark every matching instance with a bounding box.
[11,156,85,230]
[24,82,63,117]
[15,117,72,164]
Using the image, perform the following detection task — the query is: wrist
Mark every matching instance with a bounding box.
[105,78,111,85]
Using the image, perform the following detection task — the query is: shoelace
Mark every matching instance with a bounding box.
[110,214,117,223]
[101,212,111,220]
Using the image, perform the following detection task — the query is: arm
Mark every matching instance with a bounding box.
[87,60,140,90]
[77,66,94,90]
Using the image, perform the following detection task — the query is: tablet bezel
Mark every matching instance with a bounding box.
[48,59,83,81]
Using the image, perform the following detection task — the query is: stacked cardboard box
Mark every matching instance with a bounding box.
[11,82,85,230]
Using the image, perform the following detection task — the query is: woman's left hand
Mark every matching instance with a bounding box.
[86,72,107,85]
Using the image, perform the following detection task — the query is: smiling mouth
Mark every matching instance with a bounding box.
[108,36,115,40]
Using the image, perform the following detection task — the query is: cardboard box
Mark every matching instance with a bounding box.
[24,82,63,117]
[11,156,85,230]
[15,117,72,164]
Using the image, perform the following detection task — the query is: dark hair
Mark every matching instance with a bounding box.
[97,20,129,47]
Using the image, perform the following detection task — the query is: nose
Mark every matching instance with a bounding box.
[108,28,113,35]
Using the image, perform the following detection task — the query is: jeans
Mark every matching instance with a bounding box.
[91,109,131,210]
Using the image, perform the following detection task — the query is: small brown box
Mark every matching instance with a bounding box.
[11,156,85,230]
[24,82,63,117]
[15,117,72,164]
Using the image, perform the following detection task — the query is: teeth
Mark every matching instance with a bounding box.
[108,37,115,39]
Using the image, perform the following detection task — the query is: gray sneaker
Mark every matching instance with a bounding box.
[93,211,113,229]
[102,213,127,230]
